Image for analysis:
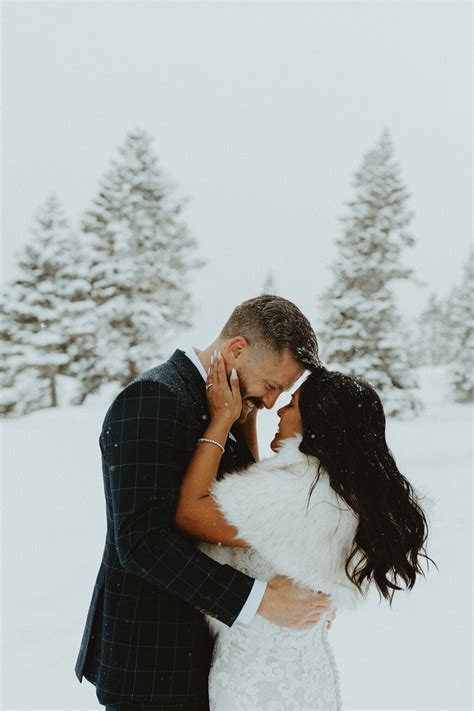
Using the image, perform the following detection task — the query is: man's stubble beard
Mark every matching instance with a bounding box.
[235,368,263,423]
[237,400,257,423]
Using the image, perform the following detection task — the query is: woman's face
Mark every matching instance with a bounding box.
[270,386,304,452]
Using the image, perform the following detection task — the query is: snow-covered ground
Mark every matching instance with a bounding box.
[1,366,472,710]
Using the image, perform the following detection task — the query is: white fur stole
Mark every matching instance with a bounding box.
[209,434,367,610]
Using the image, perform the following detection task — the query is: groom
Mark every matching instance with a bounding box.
[75,294,332,709]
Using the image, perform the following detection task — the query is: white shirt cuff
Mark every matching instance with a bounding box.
[234,579,267,625]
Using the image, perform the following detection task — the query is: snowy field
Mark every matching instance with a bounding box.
[1,366,472,710]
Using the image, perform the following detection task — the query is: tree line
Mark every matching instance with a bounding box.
[1,129,471,418]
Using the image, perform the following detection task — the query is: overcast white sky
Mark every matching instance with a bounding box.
[2,1,472,348]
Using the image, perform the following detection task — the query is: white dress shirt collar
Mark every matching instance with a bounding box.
[184,346,209,382]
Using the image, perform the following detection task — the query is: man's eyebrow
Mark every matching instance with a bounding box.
[266,379,284,391]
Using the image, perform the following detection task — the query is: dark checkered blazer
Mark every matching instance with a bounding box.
[75,349,256,708]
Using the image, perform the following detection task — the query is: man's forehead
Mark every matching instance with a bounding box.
[265,359,305,390]
[281,369,305,391]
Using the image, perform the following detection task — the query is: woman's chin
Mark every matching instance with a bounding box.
[270,435,280,452]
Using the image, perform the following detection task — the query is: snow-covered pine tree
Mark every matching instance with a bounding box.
[319,129,421,417]
[79,129,202,397]
[448,249,473,403]
[262,271,278,295]
[414,293,450,366]
[0,282,51,416]
[1,196,95,415]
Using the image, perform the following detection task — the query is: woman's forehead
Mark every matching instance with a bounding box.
[292,386,302,400]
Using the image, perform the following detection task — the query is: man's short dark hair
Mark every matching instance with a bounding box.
[219,294,320,369]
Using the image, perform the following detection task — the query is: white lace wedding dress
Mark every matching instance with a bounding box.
[198,435,367,711]
[203,545,341,711]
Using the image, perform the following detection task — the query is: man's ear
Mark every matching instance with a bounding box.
[225,336,248,361]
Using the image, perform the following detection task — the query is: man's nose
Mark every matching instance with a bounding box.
[261,392,280,409]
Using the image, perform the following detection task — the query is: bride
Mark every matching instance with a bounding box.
[175,351,432,710]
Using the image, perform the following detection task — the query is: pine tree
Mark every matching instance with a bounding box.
[1,196,95,415]
[414,293,450,366]
[448,249,473,403]
[262,271,278,295]
[79,129,203,397]
[320,129,421,417]
[0,283,51,416]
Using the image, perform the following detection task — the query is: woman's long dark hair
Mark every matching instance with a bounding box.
[298,366,434,604]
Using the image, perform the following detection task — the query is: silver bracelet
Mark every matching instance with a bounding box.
[197,437,225,454]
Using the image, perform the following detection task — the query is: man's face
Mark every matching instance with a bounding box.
[222,338,305,423]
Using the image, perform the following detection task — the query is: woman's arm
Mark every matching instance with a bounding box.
[175,352,249,548]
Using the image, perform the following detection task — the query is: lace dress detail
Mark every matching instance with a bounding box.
[200,544,342,711]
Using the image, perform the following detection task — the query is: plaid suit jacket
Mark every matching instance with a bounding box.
[75,349,256,707]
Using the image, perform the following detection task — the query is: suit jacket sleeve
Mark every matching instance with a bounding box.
[102,379,255,626]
